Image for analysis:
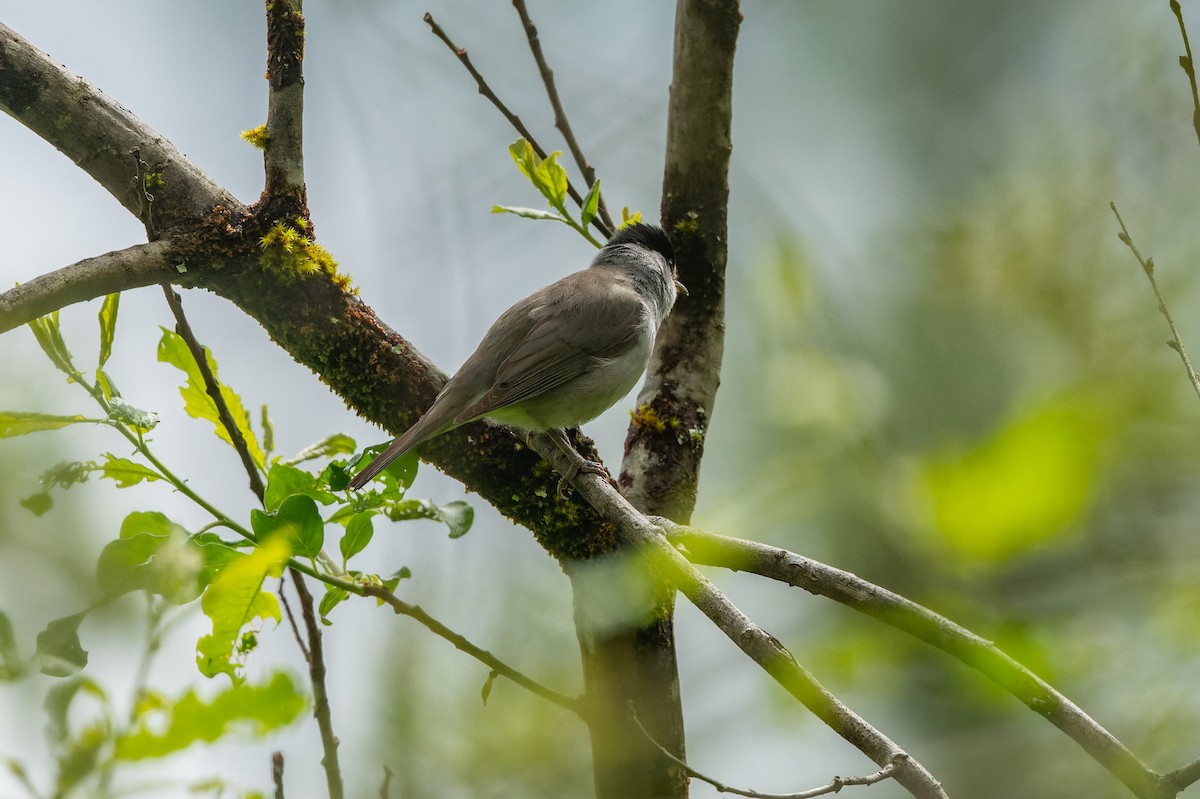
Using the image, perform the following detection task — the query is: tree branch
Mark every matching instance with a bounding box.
[530,436,948,799]
[0,241,179,333]
[622,0,737,520]
[290,568,345,799]
[665,526,1175,799]
[512,0,615,233]
[422,12,610,238]
[361,582,585,716]
[264,0,307,200]
[0,23,238,230]
[631,705,905,799]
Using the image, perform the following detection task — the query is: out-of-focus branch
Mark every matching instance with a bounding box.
[422,12,610,239]
[631,706,905,799]
[264,0,307,200]
[1110,202,1200,403]
[512,0,615,233]
[665,526,1176,799]
[0,241,178,333]
[531,436,948,799]
[1170,0,1200,149]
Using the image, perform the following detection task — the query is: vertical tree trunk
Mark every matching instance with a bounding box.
[575,1,741,797]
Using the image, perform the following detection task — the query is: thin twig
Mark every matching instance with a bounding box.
[512,0,615,233]
[278,576,311,662]
[361,583,585,717]
[1110,202,1200,403]
[1170,0,1200,149]
[379,766,394,799]
[664,525,1172,799]
[630,703,903,799]
[161,286,268,501]
[272,751,285,799]
[422,12,610,238]
[1165,757,1200,793]
[290,568,346,799]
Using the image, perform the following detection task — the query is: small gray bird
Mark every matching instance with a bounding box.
[347,223,682,490]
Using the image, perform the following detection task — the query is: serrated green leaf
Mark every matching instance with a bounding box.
[0,412,89,438]
[533,151,569,210]
[98,293,120,367]
[285,433,357,465]
[339,511,375,564]
[100,454,161,488]
[263,463,336,511]
[0,612,24,681]
[115,671,306,760]
[36,612,89,677]
[250,494,324,559]
[157,328,265,471]
[491,205,568,223]
[580,179,601,229]
[318,586,349,626]
[196,536,290,681]
[28,311,75,375]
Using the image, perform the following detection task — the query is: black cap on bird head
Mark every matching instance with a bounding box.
[605,223,675,265]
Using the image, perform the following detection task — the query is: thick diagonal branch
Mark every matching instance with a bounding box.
[0,241,178,333]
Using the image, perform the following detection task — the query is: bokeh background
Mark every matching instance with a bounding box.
[3,1,1200,797]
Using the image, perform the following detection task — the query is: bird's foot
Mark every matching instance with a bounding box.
[557,458,610,498]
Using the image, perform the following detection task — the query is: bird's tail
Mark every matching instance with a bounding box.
[347,412,451,490]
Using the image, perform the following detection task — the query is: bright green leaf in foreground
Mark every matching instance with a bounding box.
[115,671,307,760]
[196,536,290,681]
[157,328,265,471]
[250,494,324,559]
[0,412,89,438]
[99,454,161,488]
[97,293,120,368]
[96,512,204,604]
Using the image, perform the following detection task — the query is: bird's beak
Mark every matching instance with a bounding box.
[674,278,688,297]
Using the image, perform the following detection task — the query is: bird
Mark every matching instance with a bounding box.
[347,222,683,491]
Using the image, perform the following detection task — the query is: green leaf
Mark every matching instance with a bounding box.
[261,404,275,458]
[99,453,161,488]
[580,179,601,229]
[43,460,96,489]
[28,311,75,375]
[318,586,349,626]
[20,491,52,516]
[352,444,418,492]
[36,612,89,677]
[250,494,324,559]
[285,433,357,465]
[385,498,474,538]
[339,511,375,563]
[115,671,306,760]
[97,293,120,367]
[382,565,412,594]
[0,612,24,681]
[0,411,89,438]
[196,536,290,681]
[506,138,568,210]
[263,463,335,511]
[106,397,158,432]
[481,669,499,706]
[156,328,265,471]
[96,367,116,401]
[491,205,569,223]
[96,515,204,604]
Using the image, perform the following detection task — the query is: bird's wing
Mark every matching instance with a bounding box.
[455,281,645,423]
